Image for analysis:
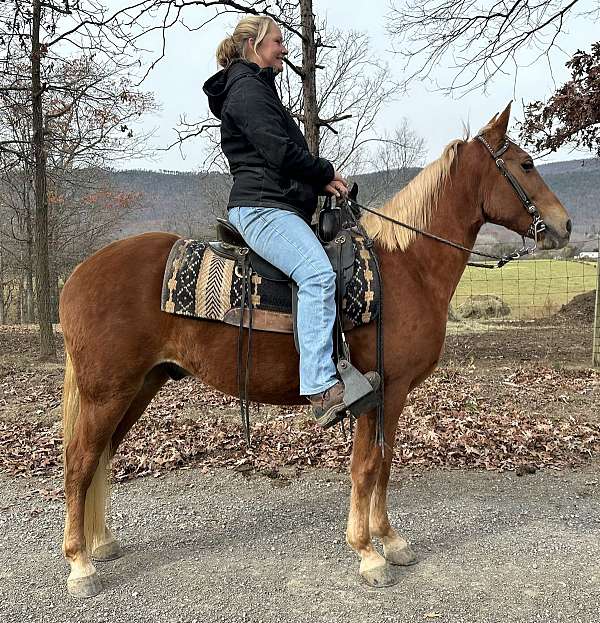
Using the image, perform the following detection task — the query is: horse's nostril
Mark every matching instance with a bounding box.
[566,219,572,234]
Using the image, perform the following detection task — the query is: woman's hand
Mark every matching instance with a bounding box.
[323,170,349,198]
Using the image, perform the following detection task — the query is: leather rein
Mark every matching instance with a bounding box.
[345,135,547,270]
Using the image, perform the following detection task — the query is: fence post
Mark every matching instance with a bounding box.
[593,235,600,368]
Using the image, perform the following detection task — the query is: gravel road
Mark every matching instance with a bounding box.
[2,465,600,623]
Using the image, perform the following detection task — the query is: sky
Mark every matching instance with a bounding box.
[118,0,599,172]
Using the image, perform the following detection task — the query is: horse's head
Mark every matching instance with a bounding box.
[476,102,571,250]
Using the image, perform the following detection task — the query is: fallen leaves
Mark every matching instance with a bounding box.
[1,325,599,482]
[0,364,598,482]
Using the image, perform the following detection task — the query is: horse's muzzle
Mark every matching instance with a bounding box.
[539,222,571,250]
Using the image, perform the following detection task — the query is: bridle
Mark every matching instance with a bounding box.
[475,134,546,246]
[346,134,547,269]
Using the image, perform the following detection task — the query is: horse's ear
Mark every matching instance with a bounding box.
[486,112,499,126]
[484,101,512,148]
[496,101,512,134]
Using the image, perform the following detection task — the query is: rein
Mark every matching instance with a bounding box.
[346,135,547,270]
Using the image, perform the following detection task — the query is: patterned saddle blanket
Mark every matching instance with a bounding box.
[161,233,380,333]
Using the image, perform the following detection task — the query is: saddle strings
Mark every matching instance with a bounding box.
[237,256,253,445]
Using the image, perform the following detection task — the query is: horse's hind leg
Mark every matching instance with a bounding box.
[92,366,170,562]
[63,394,134,598]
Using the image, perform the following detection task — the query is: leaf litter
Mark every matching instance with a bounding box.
[1,325,599,483]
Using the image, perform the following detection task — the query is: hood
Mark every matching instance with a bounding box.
[203,60,276,119]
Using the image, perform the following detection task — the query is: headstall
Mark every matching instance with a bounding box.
[475,134,546,254]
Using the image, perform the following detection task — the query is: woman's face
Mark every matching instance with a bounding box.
[249,24,287,72]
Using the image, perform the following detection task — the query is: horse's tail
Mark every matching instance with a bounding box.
[62,351,110,552]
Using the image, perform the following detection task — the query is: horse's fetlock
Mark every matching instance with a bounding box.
[370,525,391,539]
[63,539,84,561]
[346,530,370,553]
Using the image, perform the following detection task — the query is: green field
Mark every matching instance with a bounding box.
[452,259,598,319]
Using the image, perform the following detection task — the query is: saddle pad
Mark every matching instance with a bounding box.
[161,235,379,330]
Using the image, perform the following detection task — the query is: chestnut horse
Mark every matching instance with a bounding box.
[60,104,571,597]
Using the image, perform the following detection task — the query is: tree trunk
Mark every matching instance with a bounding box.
[17,269,23,324]
[50,261,60,323]
[0,240,4,325]
[24,178,36,322]
[26,263,35,322]
[299,0,320,156]
[31,0,56,360]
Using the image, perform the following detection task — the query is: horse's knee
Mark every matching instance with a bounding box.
[351,451,382,489]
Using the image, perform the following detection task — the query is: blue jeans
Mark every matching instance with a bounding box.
[228,207,338,395]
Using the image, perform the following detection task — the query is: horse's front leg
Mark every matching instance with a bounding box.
[346,413,396,587]
[369,449,417,567]
[368,390,417,566]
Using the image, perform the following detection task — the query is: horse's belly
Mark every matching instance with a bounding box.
[174,321,304,405]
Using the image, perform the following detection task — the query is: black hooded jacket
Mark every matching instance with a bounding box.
[203,60,334,222]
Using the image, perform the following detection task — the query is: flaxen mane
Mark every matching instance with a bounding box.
[362,139,465,251]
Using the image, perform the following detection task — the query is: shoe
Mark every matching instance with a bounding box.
[309,381,345,429]
[309,371,381,429]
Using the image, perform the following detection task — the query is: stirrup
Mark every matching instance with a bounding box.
[337,360,381,417]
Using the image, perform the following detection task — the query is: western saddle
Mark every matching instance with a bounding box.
[210,186,385,444]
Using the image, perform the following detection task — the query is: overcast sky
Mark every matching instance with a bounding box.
[121,0,599,172]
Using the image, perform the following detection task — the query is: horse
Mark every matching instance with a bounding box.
[59,103,571,597]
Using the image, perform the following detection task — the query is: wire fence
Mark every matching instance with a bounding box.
[445,236,600,367]
[451,256,597,321]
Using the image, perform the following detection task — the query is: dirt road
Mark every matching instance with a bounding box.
[2,465,600,623]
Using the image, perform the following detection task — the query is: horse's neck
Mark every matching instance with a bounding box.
[393,156,484,305]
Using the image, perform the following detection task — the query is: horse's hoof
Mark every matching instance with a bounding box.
[384,542,417,566]
[67,572,103,598]
[92,540,122,561]
[360,561,398,588]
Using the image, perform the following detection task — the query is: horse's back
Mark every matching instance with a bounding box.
[59,232,180,362]
[62,231,178,298]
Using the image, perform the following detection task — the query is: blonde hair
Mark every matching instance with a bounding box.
[361,140,465,251]
[216,15,275,68]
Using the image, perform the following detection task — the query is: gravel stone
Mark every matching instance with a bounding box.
[1,466,600,622]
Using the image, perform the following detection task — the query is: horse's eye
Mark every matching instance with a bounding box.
[521,160,534,172]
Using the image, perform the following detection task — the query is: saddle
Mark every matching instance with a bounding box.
[211,219,358,340]
[160,185,384,443]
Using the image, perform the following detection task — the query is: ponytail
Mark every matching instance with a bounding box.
[215,15,274,68]
[216,36,238,68]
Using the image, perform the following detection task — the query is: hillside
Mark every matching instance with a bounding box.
[536,163,599,233]
[109,157,600,242]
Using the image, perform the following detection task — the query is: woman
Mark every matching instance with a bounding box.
[203,15,378,428]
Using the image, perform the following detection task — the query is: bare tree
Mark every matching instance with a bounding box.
[355,121,426,207]
[387,0,597,93]
[280,25,406,173]
[0,169,37,322]
[0,0,155,358]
